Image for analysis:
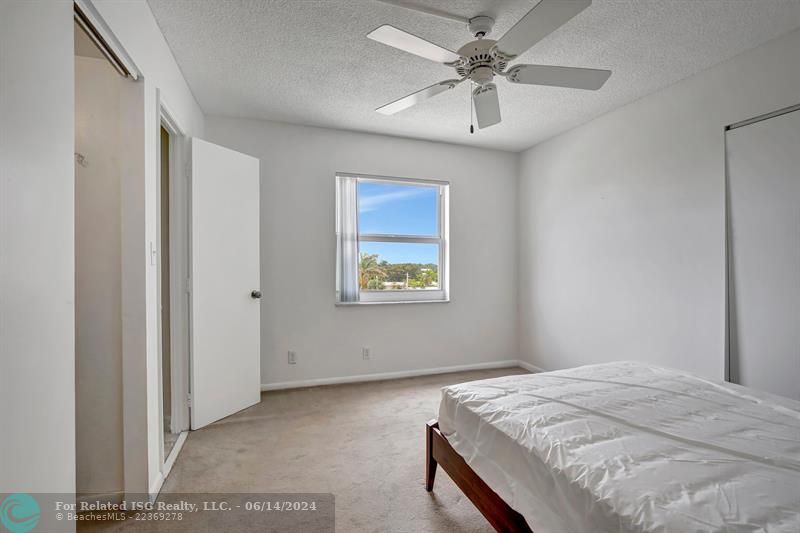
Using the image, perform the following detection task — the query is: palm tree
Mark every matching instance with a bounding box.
[417,269,436,288]
[359,252,387,289]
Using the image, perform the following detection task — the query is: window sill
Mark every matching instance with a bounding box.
[335,298,450,306]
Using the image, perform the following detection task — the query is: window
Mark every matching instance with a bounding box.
[336,174,449,304]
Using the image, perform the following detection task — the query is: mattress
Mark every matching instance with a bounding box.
[438,361,800,533]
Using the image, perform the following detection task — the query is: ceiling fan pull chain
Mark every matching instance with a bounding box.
[469,82,475,134]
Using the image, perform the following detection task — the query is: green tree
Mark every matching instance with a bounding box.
[359,252,387,289]
[415,268,437,288]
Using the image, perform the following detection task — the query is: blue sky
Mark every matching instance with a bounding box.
[358,181,439,264]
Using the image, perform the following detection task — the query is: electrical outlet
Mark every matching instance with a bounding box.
[362,347,370,360]
[288,351,297,365]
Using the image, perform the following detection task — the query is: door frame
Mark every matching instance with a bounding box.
[156,92,191,473]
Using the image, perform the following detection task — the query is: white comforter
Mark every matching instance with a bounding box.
[438,362,800,533]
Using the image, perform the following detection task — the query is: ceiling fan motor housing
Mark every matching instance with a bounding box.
[455,38,508,86]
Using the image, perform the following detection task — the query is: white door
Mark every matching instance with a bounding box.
[727,108,800,401]
[190,138,261,429]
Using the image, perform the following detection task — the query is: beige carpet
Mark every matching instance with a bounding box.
[80,367,528,532]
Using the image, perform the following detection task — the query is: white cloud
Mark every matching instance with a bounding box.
[358,188,425,213]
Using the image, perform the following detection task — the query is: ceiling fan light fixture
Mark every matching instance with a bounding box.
[470,65,494,86]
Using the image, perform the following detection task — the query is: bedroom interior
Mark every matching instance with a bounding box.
[1,1,798,532]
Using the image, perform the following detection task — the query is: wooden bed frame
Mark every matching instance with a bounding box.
[426,419,533,532]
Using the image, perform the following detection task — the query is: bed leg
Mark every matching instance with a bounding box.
[426,419,438,492]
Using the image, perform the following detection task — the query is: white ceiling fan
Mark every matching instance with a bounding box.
[368,0,611,130]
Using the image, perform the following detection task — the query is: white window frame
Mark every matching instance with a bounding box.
[336,173,450,305]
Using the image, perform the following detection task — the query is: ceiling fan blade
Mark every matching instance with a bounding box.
[496,0,592,59]
[472,83,501,129]
[367,25,461,64]
[506,64,611,90]
[376,79,463,115]
[373,0,469,24]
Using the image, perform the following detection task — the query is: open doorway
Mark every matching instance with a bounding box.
[160,125,177,458]
[158,99,191,475]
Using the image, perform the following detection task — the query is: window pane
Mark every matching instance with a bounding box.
[358,181,438,236]
[358,242,439,291]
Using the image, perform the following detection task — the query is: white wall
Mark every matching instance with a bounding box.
[206,118,519,387]
[89,0,205,496]
[518,29,800,379]
[0,1,76,494]
[75,56,125,497]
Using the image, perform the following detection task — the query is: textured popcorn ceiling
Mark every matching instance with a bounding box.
[147,0,800,152]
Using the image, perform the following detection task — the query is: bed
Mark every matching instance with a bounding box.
[426,361,800,532]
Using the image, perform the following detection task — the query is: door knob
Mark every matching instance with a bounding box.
[251,290,262,299]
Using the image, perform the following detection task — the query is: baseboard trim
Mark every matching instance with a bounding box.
[261,359,538,391]
[516,360,547,374]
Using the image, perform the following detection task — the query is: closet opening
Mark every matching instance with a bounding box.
[74,16,132,503]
